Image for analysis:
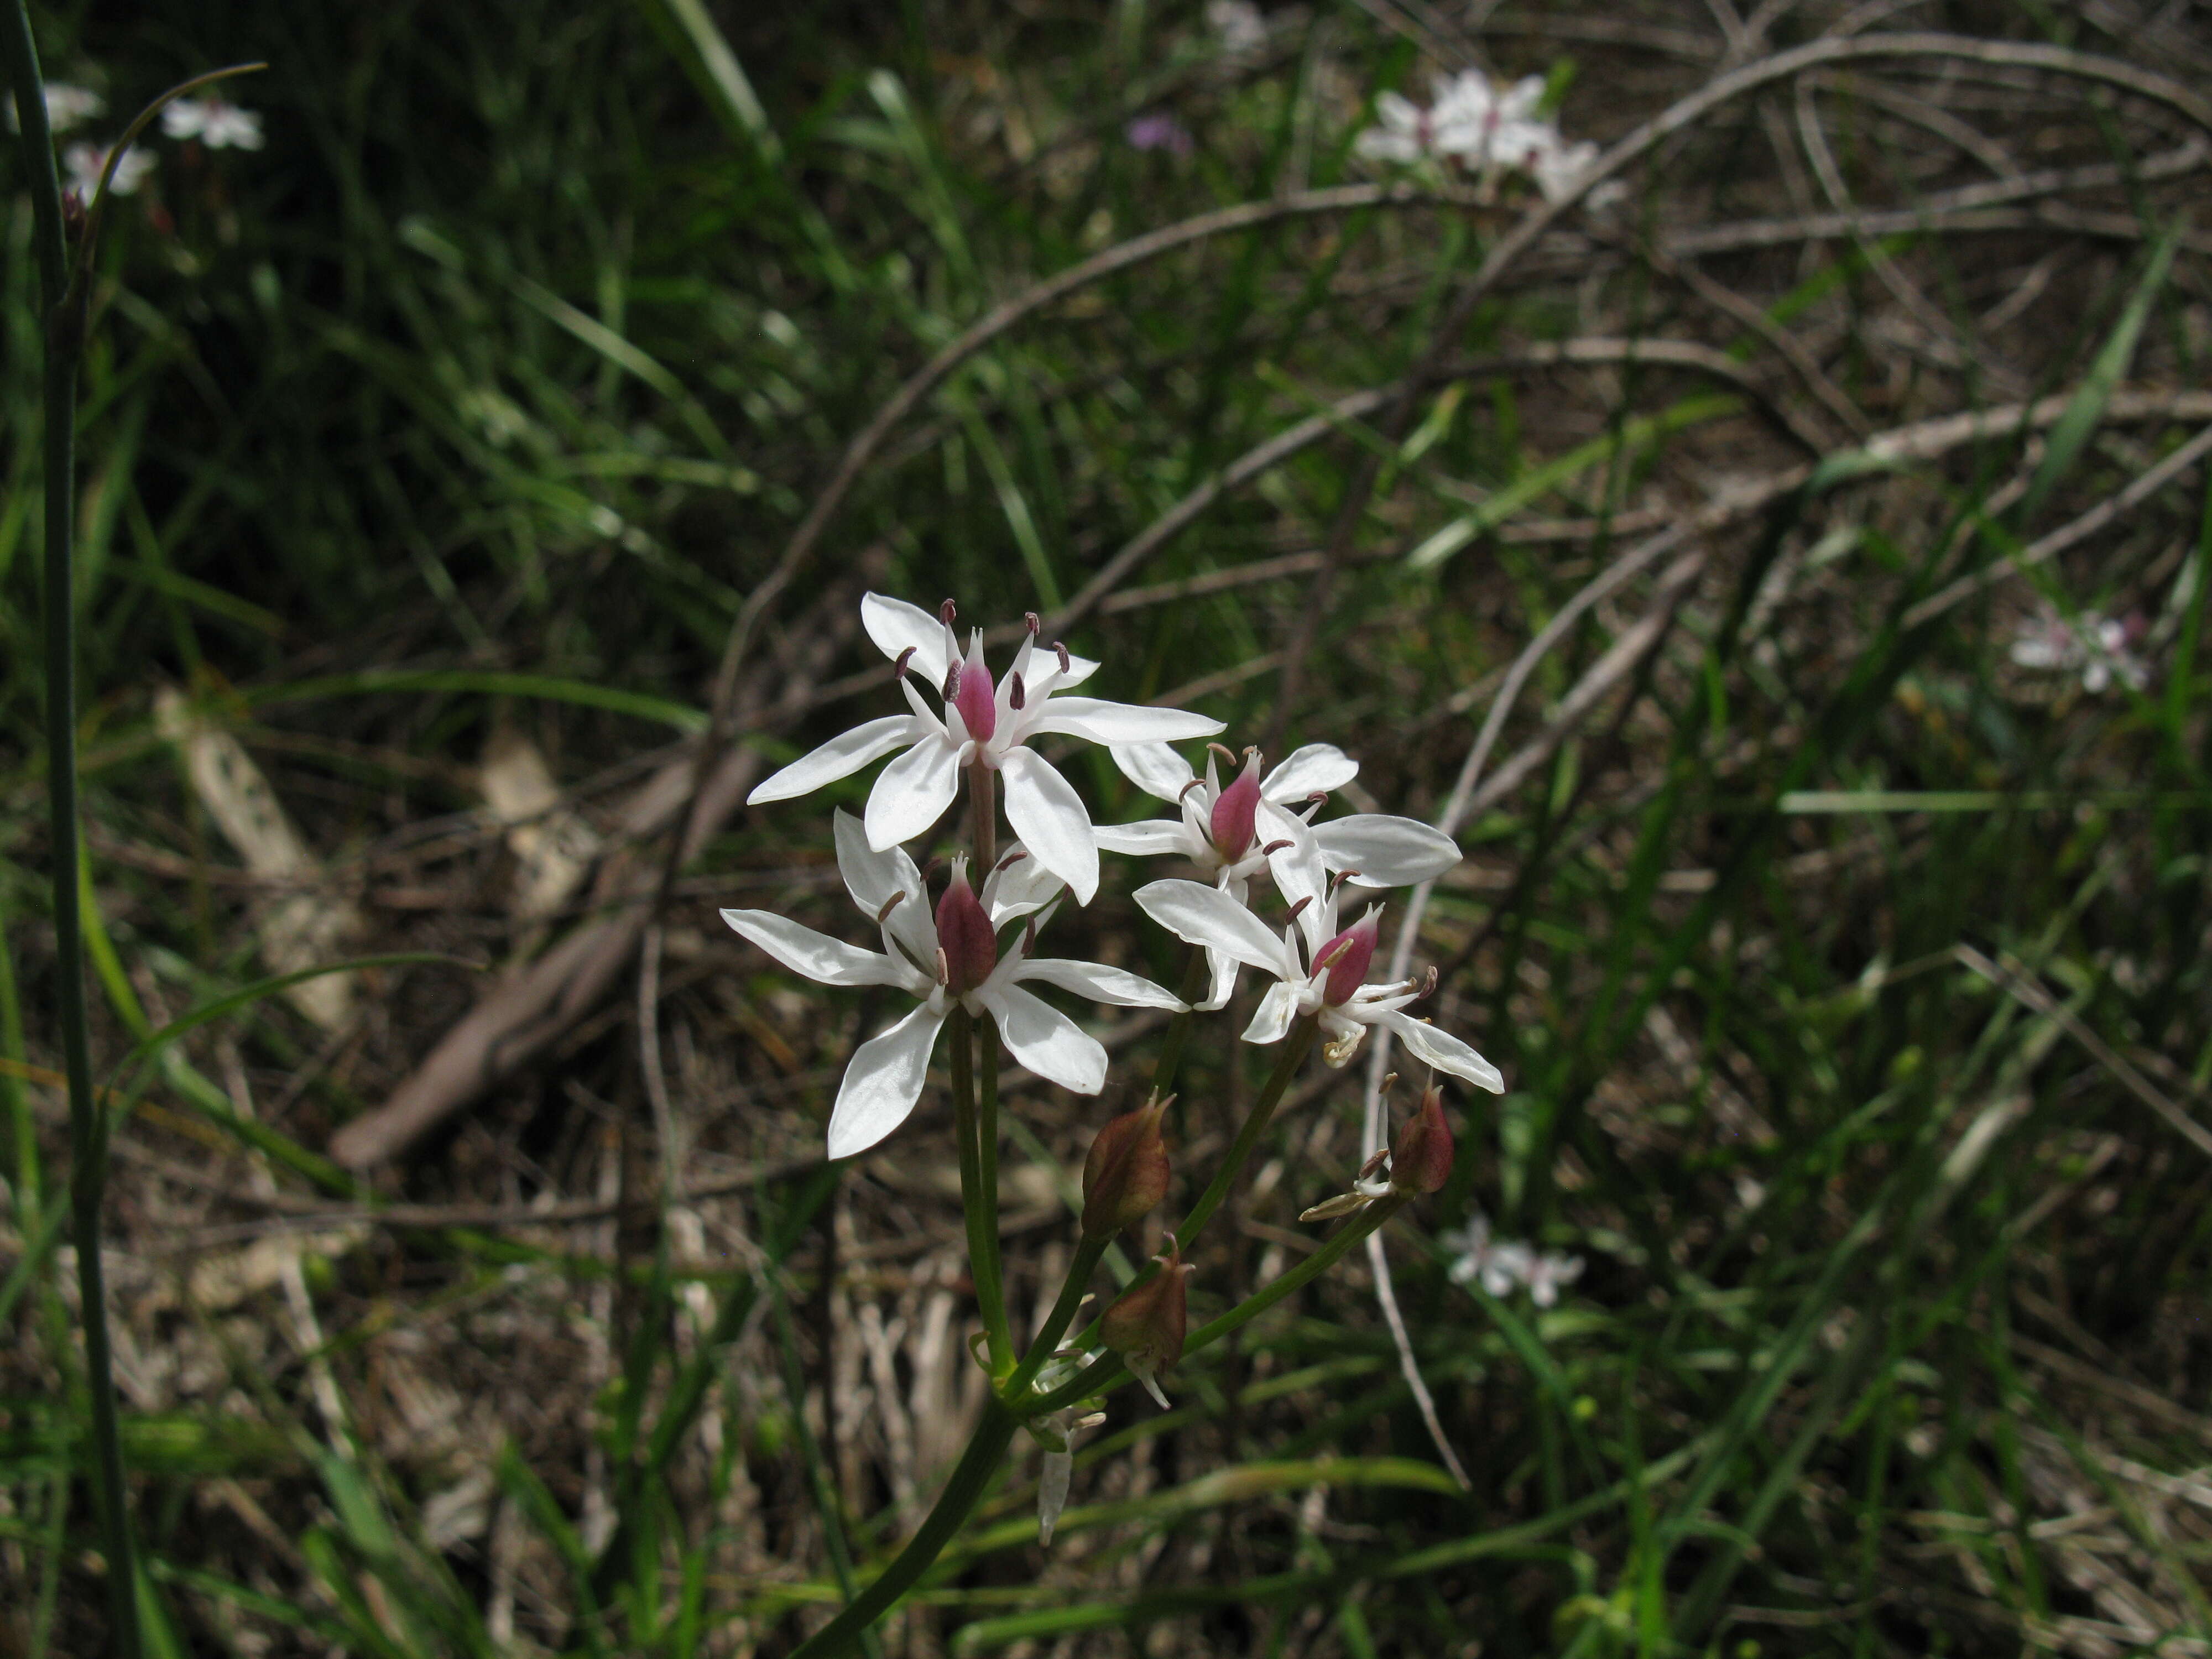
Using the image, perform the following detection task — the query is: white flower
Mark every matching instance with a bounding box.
[7,83,105,134]
[747,594,1224,904]
[1027,1344,1105,1546]
[1133,816,1503,1087]
[1441,1214,1530,1297]
[720,810,1185,1158]
[1354,90,1439,165]
[1522,1250,1585,1308]
[161,97,264,150]
[1102,739,1459,1006]
[1207,0,1268,56]
[1527,138,1600,203]
[63,141,155,199]
[2009,605,2150,693]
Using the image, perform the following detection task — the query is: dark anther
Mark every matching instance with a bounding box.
[1009,672,1026,710]
[877,891,907,922]
[1206,742,1239,768]
[1259,838,1295,857]
[1025,611,1042,635]
[1416,966,1438,999]
[893,645,917,678]
[943,664,962,701]
[1284,895,1313,924]
[940,598,958,625]
[1053,641,1071,673]
[994,848,1029,873]
[1179,779,1208,802]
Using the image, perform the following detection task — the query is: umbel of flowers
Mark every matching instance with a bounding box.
[729,594,1511,1656]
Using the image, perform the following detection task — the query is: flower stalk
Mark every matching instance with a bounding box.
[1,11,142,1655]
[946,1008,1013,1371]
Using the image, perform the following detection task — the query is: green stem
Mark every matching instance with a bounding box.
[1148,946,1215,1098]
[785,1398,1021,1659]
[2,14,140,1658]
[1171,1014,1316,1255]
[1003,1232,1110,1398]
[947,1009,1012,1370]
[1068,1015,1317,1357]
[975,1015,1005,1363]
[1032,1196,1407,1416]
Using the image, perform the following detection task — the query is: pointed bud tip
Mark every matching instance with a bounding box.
[1081,1098,1172,1238]
[1390,1083,1454,1195]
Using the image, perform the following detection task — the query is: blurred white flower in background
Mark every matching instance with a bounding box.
[2008,604,2151,693]
[7,82,106,133]
[1441,1212,1584,1305]
[163,96,264,150]
[64,141,155,199]
[1207,0,1269,58]
[1354,67,1604,204]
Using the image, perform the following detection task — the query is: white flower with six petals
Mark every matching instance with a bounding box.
[721,810,1186,1158]
[748,595,1224,904]
[1103,739,1460,1006]
[1134,816,1503,1087]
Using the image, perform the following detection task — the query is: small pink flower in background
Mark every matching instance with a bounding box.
[747,594,1223,904]
[64,141,155,199]
[162,96,264,150]
[1125,112,1194,158]
[720,810,1184,1157]
[1440,1212,1585,1305]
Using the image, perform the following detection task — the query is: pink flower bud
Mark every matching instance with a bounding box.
[1100,1246,1192,1407]
[1389,1083,1454,1195]
[1208,751,1262,860]
[1081,1097,1171,1238]
[952,637,997,742]
[934,860,997,995]
[1314,908,1379,1005]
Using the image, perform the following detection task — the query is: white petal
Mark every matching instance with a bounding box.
[1242,979,1301,1045]
[747,716,916,806]
[1110,740,1197,802]
[999,747,1099,905]
[865,731,964,851]
[827,1003,948,1159]
[1134,879,1293,976]
[720,909,917,990]
[1094,818,1193,859]
[1313,815,1462,887]
[1261,743,1358,802]
[1024,697,1224,746]
[862,592,952,687]
[982,843,1066,925]
[833,808,935,966]
[1199,946,1240,1013]
[978,983,1107,1093]
[1263,816,1330,940]
[1375,1009,1505,1092]
[1016,957,1186,1010]
[1037,1450,1072,1547]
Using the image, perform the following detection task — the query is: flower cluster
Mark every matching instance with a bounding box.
[1439,1213,1584,1307]
[31,86,265,203]
[1354,69,1599,203]
[2009,604,2151,694]
[729,592,1509,1546]
[730,592,1504,1161]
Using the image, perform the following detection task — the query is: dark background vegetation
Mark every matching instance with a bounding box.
[4,0,2212,1653]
